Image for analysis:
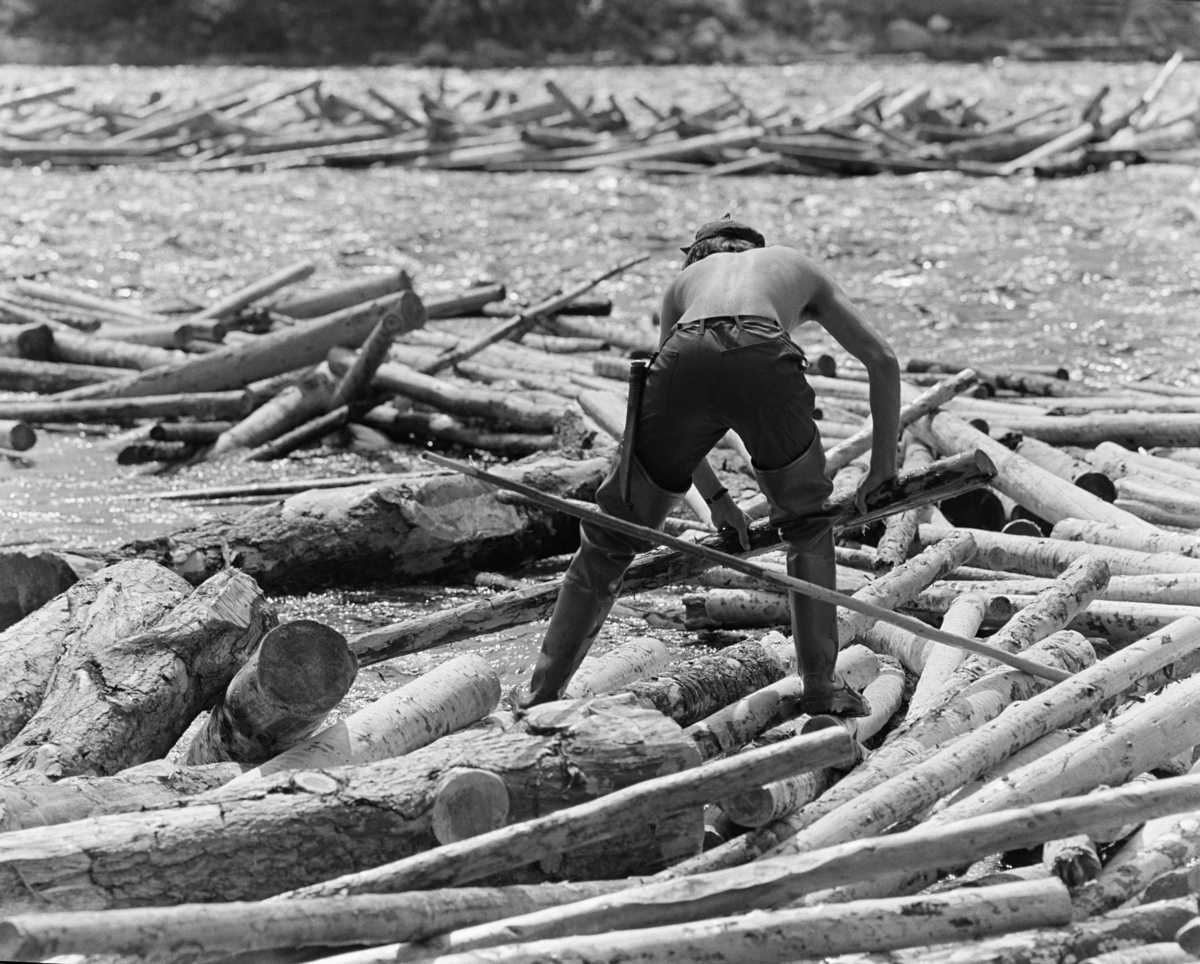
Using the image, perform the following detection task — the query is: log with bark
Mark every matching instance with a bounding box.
[192,260,315,321]
[0,390,254,423]
[328,291,426,409]
[183,619,356,766]
[361,403,557,457]
[0,323,52,360]
[0,356,126,392]
[0,695,703,911]
[0,560,191,749]
[0,550,78,632]
[346,450,998,665]
[272,267,412,318]
[216,652,500,792]
[208,366,336,459]
[0,567,275,779]
[119,453,609,590]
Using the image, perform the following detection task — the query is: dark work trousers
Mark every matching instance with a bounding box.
[526,315,839,704]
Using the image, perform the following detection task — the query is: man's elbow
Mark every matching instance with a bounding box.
[864,344,900,379]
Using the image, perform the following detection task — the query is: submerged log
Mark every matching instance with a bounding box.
[347,451,997,665]
[0,568,275,779]
[216,653,500,792]
[0,551,77,632]
[184,620,356,766]
[0,560,190,749]
[0,696,702,911]
[119,454,609,590]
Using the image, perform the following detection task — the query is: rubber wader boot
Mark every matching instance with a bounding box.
[520,457,684,708]
[755,447,870,719]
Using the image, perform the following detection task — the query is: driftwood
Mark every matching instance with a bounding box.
[0,696,702,911]
[0,568,275,780]
[217,652,500,791]
[0,560,191,749]
[0,550,77,632]
[183,619,356,766]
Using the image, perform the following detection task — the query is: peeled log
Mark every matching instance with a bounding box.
[119,454,609,590]
[911,410,1156,531]
[0,759,244,833]
[0,560,190,749]
[398,879,1071,964]
[345,450,998,665]
[564,638,671,699]
[215,652,500,792]
[0,696,702,911]
[184,619,356,766]
[917,525,1200,578]
[0,551,77,632]
[0,568,275,779]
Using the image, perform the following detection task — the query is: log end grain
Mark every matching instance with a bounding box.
[256,619,357,717]
[431,768,511,844]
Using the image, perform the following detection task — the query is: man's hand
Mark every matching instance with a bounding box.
[709,492,751,550]
[855,466,896,515]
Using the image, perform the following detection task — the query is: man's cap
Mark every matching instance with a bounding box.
[681,216,766,254]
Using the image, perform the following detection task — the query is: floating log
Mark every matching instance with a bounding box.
[995,413,1200,449]
[94,319,224,347]
[0,696,703,910]
[0,356,126,392]
[0,880,640,961]
[329,291,425,409]
[116,440,197,465]
[392,776,1200,959]
[0,568,275,779]
[917,525,1200,577]
[149,421,232,443]
[273,268,412,318]
[280,725,856,901]
[564,638,671,699]
[183,620,355,766]
[0,759,244,833]
[911,410,1156,531]
[904,590,989,723]
[0,550,77,633]
[119,453,609,590]
[51,288,424,401]
[0,390,254,423]
[0,323,52,360]
[208,367,335,459]
[361,404,556,457]
[193,260,316,321]
[50,329,184,370]
[0,420,34,451]
[0,560,190,749]
[216,653,500,792]
[347,451,998,665]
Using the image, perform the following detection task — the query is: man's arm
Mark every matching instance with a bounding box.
[806,273,902,509]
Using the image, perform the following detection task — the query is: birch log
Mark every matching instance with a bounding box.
[911,410,1157,530]
[873,442,934,571]
[0,560,190,749]
[0,569,275,779]
[213,653,501,792]
[564,638,671,699]
[904,590,989,723]
[1052,519,1200,560]
[183,619,356,766]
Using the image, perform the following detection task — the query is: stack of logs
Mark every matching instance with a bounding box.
[7,346,1200,960]
[2,56,1197,176]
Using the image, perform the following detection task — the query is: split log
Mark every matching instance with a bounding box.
[917,525,1200,577]
[0,560,190,749]
[384,776,1200,959]
[0,550,77,632]
[911,410,1156,530]
[1052,519,1200,560]
[50,329,184,370]
[0,696,703,910]
[0,759,244,833]
[216,653,500,792]
[0,568,275,779]
[183,620,355,766]
[273,268,412,319]
[384,878,1071,964]
[193,260,315,321]
[149,421,232,443]
[0,879,640,960]
[208,367,335,458]
[346,451,998,665]
[564,638,671,699]
[51,288,424,401]
[0,323,52,360]
[119,454,609,590]
[684,645,879,762]
[0,390,254,423]
[0,420,34,451]
[279,725,856,901]
[362,404,556,457]
[904,590,989,723]
[0,356,126,392]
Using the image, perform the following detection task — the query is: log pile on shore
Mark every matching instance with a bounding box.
[2,55,1197,176]
[8,327,1200,960]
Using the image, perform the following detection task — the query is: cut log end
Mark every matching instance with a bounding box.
[430,768,511,844]
[257,619,356,716]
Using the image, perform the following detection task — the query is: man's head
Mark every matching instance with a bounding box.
[681,217,765,267]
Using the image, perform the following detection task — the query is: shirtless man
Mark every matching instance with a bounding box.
[517,217,901,715]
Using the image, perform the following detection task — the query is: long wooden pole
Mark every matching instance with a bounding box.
[421,254,649,375]
[422,453,1069,683]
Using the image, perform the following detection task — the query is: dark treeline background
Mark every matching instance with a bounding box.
[0,0,1194,64]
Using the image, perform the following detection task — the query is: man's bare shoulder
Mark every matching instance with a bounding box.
[758,244,831,277]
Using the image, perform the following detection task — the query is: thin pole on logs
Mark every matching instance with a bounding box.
[420,253,650,375]
[422,452,1071,683]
